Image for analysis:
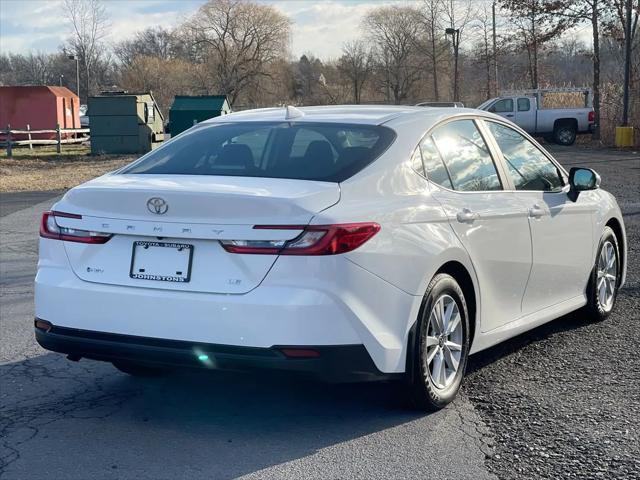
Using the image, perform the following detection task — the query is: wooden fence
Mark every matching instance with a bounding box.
[0,124,90,156]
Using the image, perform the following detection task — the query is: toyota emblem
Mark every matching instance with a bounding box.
[147,197,168,215]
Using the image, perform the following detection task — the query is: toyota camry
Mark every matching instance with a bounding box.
[35,105,626,410]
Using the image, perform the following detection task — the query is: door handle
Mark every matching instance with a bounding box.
[505,114,514,118]
[456,208,480,223]
[528,204,545,219]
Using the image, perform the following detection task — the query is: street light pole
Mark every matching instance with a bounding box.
[446,27,460,102]
[59,74,64,87]
[68,54,80,102]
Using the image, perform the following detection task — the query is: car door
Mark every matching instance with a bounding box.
[487,98,515,122]
[420,118,532,333]
[482,120,595,316]
[515,97,536,134]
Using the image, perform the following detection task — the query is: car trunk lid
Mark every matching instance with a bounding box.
[54,174,340,294]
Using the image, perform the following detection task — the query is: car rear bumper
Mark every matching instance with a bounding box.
[35,321,393,382]
[35,250,419,374]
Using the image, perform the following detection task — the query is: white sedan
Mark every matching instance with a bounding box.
[35,105,626,410]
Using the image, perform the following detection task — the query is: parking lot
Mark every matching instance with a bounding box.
[1,145,638,480]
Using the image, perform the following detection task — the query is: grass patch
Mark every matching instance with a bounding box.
[0,145,135,192]
[6,144,92,159]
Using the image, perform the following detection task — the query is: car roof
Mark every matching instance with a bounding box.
[203,104,495,127]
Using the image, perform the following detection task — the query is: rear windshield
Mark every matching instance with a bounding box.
[120,122,396,182]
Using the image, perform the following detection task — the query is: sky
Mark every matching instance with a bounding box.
[0,0,591,60]
[0,0,402,60]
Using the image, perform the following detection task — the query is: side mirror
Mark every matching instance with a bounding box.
[568,167,600,202]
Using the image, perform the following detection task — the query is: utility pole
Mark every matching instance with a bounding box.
[622,0,632,126]
[492,1,499,96]
[446,27,460,102]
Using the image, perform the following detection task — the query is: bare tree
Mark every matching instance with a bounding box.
[63,0,110,101]
[338,40,373,104]
[604,0,639,42]
[500,0,569,88]
[114,27,176,67]
[119,56,194,115]
[362,5,423,104]
[16,52,54,85]
[418,0,448,100]
[185,0,291,106]
[470,3,496,99]
[551,1,615,140]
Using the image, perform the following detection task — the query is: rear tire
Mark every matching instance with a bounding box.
[553,123,577,146]
[112,361,166,377]
[583,226,621,322]
[408,274,470,411]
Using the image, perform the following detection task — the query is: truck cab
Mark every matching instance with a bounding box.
[480,96,537,132]
[478,88,595,146]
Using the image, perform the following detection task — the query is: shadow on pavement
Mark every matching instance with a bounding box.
[467,308,597,375]
[0,352,428,479]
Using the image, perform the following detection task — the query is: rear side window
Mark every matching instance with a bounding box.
[517,98,531,112]
[430,120,502,191]
[411,148,425,176]
[419,136,452,189]
[120,122,396,182]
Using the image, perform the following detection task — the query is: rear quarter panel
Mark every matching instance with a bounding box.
[536,108,592,133]
[311,118,481,335]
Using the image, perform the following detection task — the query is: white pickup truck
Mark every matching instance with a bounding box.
[477,88,595,146]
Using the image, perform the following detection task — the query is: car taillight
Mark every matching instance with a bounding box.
[588,111,595,122]
[40,211,112,244]
[220,223,381,255]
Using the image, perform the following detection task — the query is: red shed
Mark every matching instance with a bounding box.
[0,86,81,140]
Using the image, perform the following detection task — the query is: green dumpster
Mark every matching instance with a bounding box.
[169,95,230,137]
[89,92,165,155]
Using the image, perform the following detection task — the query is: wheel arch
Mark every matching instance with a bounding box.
[405,260,479,382]
[553,118,578,131]
[605,216,626,281]
[435,261,478,350]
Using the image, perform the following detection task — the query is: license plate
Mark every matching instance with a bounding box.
[129,241,194,283]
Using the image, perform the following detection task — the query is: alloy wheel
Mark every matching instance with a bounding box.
[558,128,574,144]
[424,294,463,389]
[597,240,618,311]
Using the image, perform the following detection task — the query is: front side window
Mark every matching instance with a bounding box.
[486,121,564,191]
[490,99,514,113]
[430,120,502,192]
[120,122,396,182]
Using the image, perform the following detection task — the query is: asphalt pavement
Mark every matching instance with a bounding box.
[1,145,638,479]
[0,191,66,218]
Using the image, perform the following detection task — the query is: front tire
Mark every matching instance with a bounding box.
[408,274,470,411]
[584,226,621,321]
